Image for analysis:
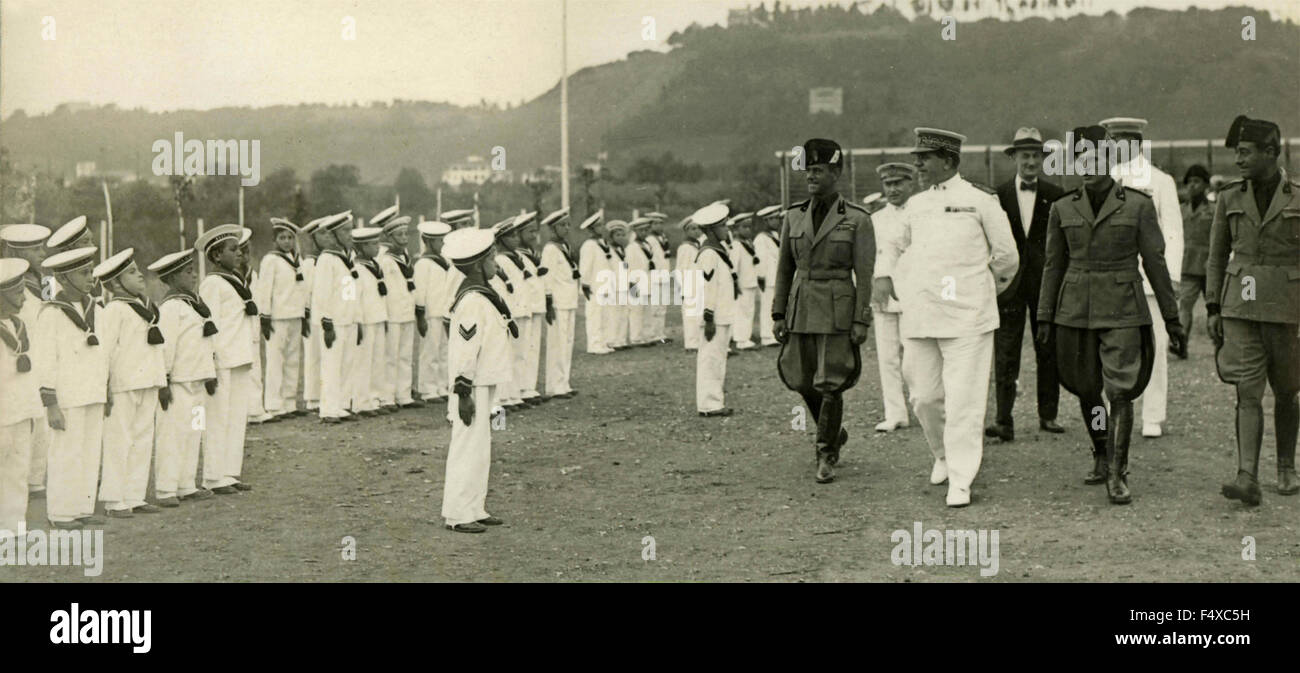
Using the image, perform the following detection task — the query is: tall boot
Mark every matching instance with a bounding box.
[801,392,822,424]
[1275,393,1299,496]
[1082,397,1108,485]
[816,394,844,466]
[1106,400,1133,504]
[1222,387,1263,506]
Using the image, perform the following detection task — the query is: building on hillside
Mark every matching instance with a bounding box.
[441,155,515,187]
[74,160,138,183]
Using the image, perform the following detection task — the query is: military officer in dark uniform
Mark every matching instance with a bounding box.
[772,138,875,484]
[1175,164,1213,358]
[1036,125,1184,505]
[1207,116,1300,506]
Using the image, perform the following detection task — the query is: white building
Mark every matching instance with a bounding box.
[441,156,514,187]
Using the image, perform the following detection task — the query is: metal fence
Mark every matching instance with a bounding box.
[774,138,1298,205]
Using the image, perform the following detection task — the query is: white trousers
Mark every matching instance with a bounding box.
[100,388,157,511]
[584,297,605,353]
[354,322,382,412]
[874,310,908,424]
[202,366,249,489]
[499,322,522,406]
[733,286,757,347]
[629,299,648,344]
[683,308,702,350]
[384,320,416,406]
[696,324,731,413]
[521,313,543,398]
[650,303,668,341]
[759,285,777,345]
[264,318,302,414]
[902,332,994,493]
[154,380,204,499]
[303,322,321,409]
[46,404,104,523]
[248,330,266,419]
[1138,294,1168,426]
[27,415,48,494]
[604,302,629,348]
[319,324,356,418]
[0,418,34,536]
[417,323,449,398]
[545,309,575,396]
[443,385,494,526]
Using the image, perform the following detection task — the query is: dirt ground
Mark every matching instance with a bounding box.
[7,304,1298,583]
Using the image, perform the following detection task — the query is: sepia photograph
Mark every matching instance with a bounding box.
[1,0,1297,629]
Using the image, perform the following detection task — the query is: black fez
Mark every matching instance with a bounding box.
[803,138,843,167]
[1183,164,1211,185]
[1225,115,1281,149]
[1071,125,1108,149]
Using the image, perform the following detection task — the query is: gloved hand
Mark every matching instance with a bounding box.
[850,322,869,345]
[204,378,218,395]
[260,316,273,340]
[1166,320,1186,356]
[323,322,336,349]
[158,386,173,411]
[416,315,428,337]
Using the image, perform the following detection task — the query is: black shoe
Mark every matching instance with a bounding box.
[476,516,504,526]
[446,522,487,533]
[180,488,214,501]
[78,515,106,525]
[984,423,1014,442]
[699,408,734,418]
[1170,342,1188,359]
[1222,471,1262,506]
[815,455,835,483]
[1279,467,1300,495]
[133,504,162,514]
[1084,453,1108,485]
[232,482,252,492]
[402,400,426,409]
[157,497,181,508]
[1039,419,1065,433]
[212,486,238,495]
[106,508,134,519]
[321,417,342,424]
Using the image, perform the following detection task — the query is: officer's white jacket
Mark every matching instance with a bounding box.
[579,238,613,300]
[878,173,1019,339]
[199,273,256,369]
[100,297,167,393]
[541,241,579,310]
[449,288,514,389]
[379,249,417,322]
[870,202,908,313]
[754,231,780,287]
[354,257,389,325]
[413,255,452,320]
[1111,155,1184,293]
[517,251,547,314]
[730,238,759,289]
[35,297,108,409]
[0,316,43,425]
[159,295,217,384]
[494,253,527,318]
[310,250,360,327]
[697,244,738,325]
[255,251,307,320]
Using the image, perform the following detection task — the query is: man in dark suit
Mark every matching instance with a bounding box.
[986,127,1066,441]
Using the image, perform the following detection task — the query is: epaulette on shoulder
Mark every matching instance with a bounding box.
[1064,188,1084,202]
[969,181,997,195]
[1122,185,1152,200]
[844,201,869,215]
[789,199,810,212]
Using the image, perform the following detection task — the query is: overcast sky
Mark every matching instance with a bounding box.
[1,0,1293,117]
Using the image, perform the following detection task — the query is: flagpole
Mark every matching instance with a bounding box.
[101,181,114,257]
[560,0,570,210]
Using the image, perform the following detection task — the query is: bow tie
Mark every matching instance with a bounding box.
[1019,180,1037,192]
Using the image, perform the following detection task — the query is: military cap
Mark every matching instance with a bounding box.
[1183,164,1211,185]
[725,212,753,227]
[1004,127,1045,155]
[47,216,90,249]
[691,202,729,228]
[442,227,496,267]
[317,211,353,233]
[0,224,52,249]
[1071,124,1109,149]
[370,205,400,228]
[147,249,196,277]
[910,128,966,155]
[1099,117,1148,137]
[629,216,655,229]
[514,211,538,229]
[440,209,475,225]
[541,208,571,228]
[380,216,412,235]
[876,162,917,181]
[238,228,253,246]
[605,220,630,233]
[1225,115,1281,149]
[300,216,326,235]
[351,226,383,243]
[678,215,696,230]
[0,258,30,290]
[579,210,604,230]
[755,205,782,219]
[194,224,245,255]
[42,246,99,274]
[270,217,299,235]
[418,221,453,238]
[645,211,668,221]
[93,248,136,283]
[802,138,843,166]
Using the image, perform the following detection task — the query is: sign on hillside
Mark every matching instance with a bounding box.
[809,87,843,115]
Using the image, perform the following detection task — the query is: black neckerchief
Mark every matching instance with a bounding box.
[451,282,519,339]
[760,230,779,246]
[384,249,416,291]
[550,241,580,279]
[611,244,626,261]
[638,240,656,270]
[502,250,530,279]
[519,248,548,278]
[323,249,358,278]
[421,253,450,271]
[48,291,98,345]
[271,250,304,281]
[357,257,387,296]
[738,238,758,265]
[163,289,219,336]
[0,315,31,372]
[112,295,165,345]
[211,270,259,316]
[698,242,740,299]
[596,239,612,260]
